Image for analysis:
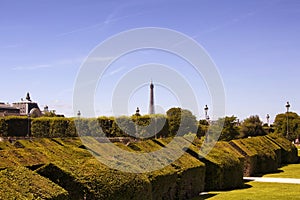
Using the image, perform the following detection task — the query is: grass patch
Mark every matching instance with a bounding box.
[263,163,300,179]
[194,162,300,200]
[193,182,300,200]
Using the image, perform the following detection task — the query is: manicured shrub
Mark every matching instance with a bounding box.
[116,138,205,199]
[74,118,90,136]
[97,116,114,137]
[1,116,30,137]
[65,118,78,137]
[230,136,281,176]
[193,141,244,191]
[0,166,69,199]
[49,118,69,138]
[266,133,298,164]
[0,117,8,136]
[31,117,51,137]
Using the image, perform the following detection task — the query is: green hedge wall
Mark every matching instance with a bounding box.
[130,138,206,199]
[31,118,51,137]
[0,166,69,199]
[230,136,281,176]
[0,117,8,136]
[0,116,30,137]
[0,135,298,199]
[265,133,298,164]
[37,159,152,200]
[0,114,177,138]
[192,141,244,191]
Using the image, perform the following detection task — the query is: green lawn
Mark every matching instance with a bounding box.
[263,164,300,179]
[193,161,300,200]
[194,182,300,200]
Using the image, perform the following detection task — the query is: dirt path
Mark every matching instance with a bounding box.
[244,177,300,184]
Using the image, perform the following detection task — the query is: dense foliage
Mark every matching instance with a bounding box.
[166,107,198,136]
[0,134,297,199]
[240,115,266,138]
[0,116,30,137]
[274,112,300,141]
[0,108,198,138]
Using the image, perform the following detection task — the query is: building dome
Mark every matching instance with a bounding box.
[29,108,42,117]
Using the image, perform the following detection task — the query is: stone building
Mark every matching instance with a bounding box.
[0,103,20,117]
[12,92,42,117]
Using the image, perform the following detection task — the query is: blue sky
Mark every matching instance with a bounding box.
[1,0,299,122]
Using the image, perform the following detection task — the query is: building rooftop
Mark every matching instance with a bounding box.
[0,104,19,110]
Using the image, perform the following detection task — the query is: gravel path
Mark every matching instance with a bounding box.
[244,177,300,184]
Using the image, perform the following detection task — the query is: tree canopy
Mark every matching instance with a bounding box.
[240,115,266,138]
[274,112,300,141]
[166,107,198,136]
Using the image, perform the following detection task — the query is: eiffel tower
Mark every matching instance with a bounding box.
[149,81,155,114]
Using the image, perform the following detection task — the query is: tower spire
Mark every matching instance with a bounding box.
[149,81,155,114]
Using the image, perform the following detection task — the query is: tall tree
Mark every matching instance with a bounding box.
[219,116,240,141]
[274,112,300,141]
[240,115,266,138]
[166,107,197,136]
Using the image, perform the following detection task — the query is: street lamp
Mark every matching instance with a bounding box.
[286,102,290,139]
[27,113,30,138]
[77,110,81,118]
[204,105,209,121]
[266,114,270,126]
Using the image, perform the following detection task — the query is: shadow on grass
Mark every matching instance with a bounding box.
[253,169,284,177]
[192,183,253,200]
[191,193,217,200]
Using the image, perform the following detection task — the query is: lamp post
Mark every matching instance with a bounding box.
[204,105,209,121]
[27,113,30,138]
[266,114,270,126]
[77,110,81,118]
[286,102,290,139]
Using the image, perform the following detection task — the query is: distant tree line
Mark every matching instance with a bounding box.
[0,108,299,142]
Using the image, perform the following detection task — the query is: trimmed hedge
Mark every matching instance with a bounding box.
[266,133,298,164]
[31,118,50,137]
[0,166,69,199]
[1,114,172,138]
[189,140,245,191]
[230,136,281,176]
[0,116,30,137]
[0,135,298,199]
[37,159,152,200]
[125,138,206,199]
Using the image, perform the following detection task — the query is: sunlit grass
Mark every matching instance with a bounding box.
[193,161,300,200]
[297,145,300,156]
[263,163,300,179]
[193,182,300,200]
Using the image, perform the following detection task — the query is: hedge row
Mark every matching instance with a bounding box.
[183,139,245,191]
[0,115,190,138]
[0,116,30,137]
[229,134,298,176]
[0,166,68,199]
[230,136,280,176]
[265,133,298,163]
[0,135,298,199]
